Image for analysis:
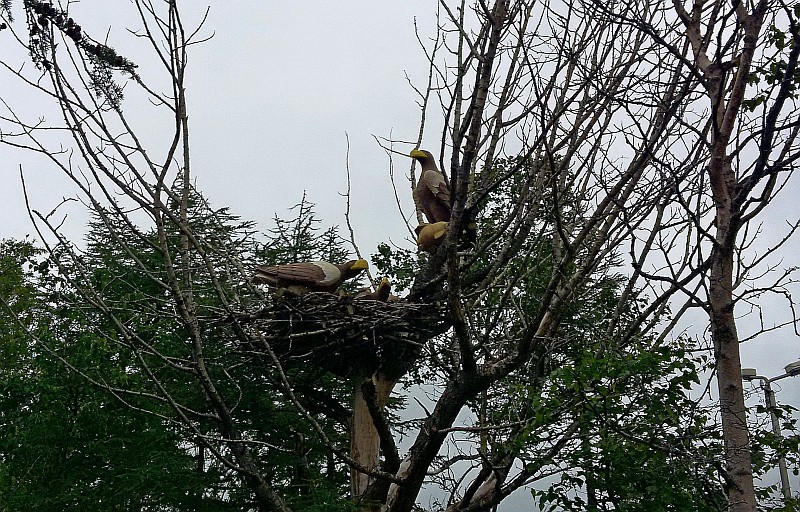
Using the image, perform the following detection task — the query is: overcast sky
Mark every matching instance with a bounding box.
[1,0,799,501]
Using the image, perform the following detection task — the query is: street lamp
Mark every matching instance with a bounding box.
[741,360,800,501]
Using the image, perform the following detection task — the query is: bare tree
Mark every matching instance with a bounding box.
[387,1,706,508]
[579,1,800,509]
[2,1,798,511]
[391,0,800,510]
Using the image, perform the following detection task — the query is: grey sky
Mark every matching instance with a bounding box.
[1,0,799,503]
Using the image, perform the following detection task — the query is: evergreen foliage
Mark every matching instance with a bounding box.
[20,0,138,106]
[0,186,363,510]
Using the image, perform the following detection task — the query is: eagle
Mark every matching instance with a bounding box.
[415,222,448,253]
[410,149,451,224]
[253,259,369,295]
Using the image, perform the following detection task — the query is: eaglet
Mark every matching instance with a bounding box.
[253,259,369,295]
[355,277,393,301]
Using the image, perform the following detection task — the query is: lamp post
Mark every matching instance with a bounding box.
[741,360,800,501]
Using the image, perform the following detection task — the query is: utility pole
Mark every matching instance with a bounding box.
[741,360,800,501]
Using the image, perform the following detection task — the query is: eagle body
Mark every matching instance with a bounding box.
[416,222,448,253]
[411,149,451,223]
[253,259,368,294]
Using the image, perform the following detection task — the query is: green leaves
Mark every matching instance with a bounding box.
[744,13,800,112]
[0,238,215,510]
[533,336,725,512]
[371,242,419,293]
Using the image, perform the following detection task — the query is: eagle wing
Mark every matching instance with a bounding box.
[254,262,330,286]
[414,170,451,223]
[422,170,450,205]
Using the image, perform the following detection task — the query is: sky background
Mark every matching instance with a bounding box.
[1,0,799,504]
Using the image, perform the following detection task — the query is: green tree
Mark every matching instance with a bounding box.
[0,186,361,510]
[0,239,214,511]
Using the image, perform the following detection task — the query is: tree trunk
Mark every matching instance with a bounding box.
[678,2,768,507]
[710,244,755,512]
[351,373,396,502]
[706,113,756,512]
[351,378,381,498]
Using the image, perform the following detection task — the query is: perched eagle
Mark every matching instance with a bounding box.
[355,277,393,301]
[410,149,451,224]
[415,222,448,253]
[253,259,369,295]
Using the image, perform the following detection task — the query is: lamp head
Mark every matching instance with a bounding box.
[784,360,800,377]
[741,368,758,381]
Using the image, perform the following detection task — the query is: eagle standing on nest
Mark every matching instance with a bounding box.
[410,149,451,224]
[253,259,369,295]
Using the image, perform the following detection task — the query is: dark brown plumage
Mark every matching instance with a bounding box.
[415,222,448,253]
[253,259,369,295]
[411,149,451,224]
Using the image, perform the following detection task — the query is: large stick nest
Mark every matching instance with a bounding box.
[240,292,450,378]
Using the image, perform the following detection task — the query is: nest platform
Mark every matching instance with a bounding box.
[241,292,450,378]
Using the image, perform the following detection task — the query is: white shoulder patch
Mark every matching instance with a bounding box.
[312,261,341,286]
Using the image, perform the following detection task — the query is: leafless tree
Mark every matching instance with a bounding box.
[394,1,800,511]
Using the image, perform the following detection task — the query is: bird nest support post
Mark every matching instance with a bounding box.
[241,292,450,378]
